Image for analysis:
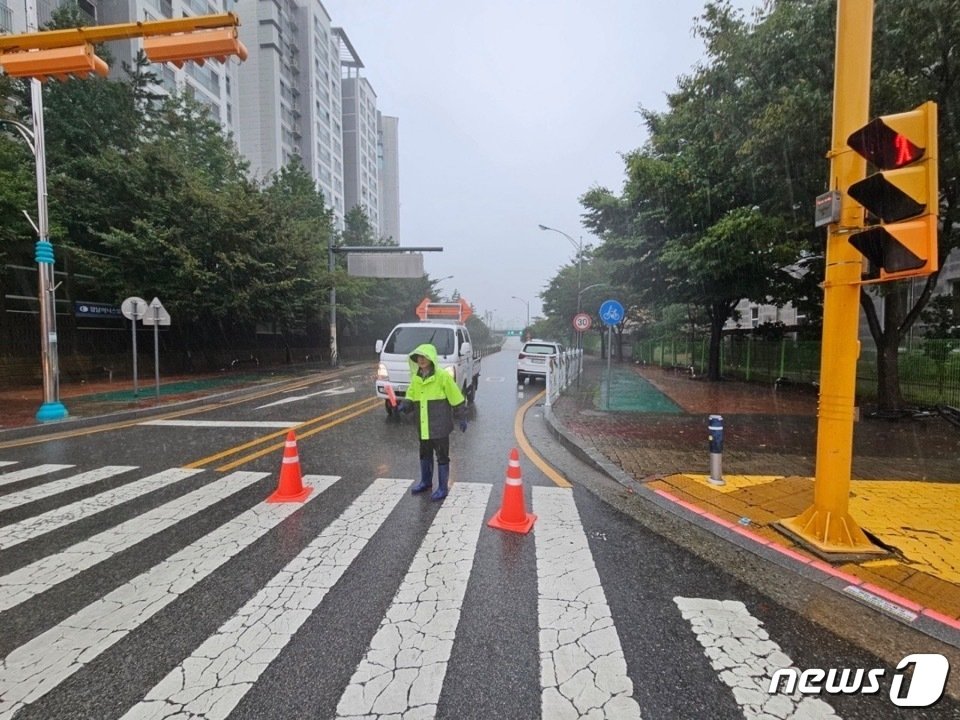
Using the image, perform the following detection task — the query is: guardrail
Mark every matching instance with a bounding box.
[545,349,583,408]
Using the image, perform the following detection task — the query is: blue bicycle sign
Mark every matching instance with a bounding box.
[599,299,624,326]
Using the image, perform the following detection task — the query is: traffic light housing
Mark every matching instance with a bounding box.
[846,101,938,282]
[0,44,108,82]
[143,28,248,68]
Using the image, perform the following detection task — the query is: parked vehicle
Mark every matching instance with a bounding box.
[517,339,564,384]
[375,298,482,416]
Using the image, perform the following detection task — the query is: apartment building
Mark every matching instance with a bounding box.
[377,112,400,243]
[340,61,379,232]
[3,0,398,238]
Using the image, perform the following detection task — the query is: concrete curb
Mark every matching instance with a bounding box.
[541,406,960,650]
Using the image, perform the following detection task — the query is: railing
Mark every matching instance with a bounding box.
[545,349,583,408]
[634,335,960,407]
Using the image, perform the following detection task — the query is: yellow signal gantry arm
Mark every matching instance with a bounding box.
[0,13,240,53]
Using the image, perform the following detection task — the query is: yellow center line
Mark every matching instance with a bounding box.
[514,390,572,489]
[187,396,380,469]
[0,375,329,449]
[214,398,381,472]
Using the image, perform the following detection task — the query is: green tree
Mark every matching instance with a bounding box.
[581,2,806,379]
[856,0,960,410]
[255,159,336,360]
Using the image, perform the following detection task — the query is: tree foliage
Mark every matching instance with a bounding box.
[0,18,466,366]
[575,0,960,400]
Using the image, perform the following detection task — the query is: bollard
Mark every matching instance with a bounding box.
[707,414,725,486]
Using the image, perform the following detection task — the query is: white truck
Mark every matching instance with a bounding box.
[374,298,482,416]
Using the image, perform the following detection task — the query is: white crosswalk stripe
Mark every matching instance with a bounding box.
[0,468,201,550]
[335,482,492,719]
[0,471,268,612]
[123,478,409,720]
[674,597,841,719]
[0,463,73,489]
[534,486,642,720]
[0,463,864,719]
[0,475,335,720]
[0,465,138,512]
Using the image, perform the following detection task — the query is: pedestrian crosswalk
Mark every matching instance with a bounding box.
[0,460,856,719]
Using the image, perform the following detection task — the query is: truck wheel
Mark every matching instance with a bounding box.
[385,400,395,416]
[466,381,476,404]
[517,373,524,385]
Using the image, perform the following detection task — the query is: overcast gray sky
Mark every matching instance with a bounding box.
[323,0,761,330]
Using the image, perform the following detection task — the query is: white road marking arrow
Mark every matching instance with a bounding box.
[256,386,355,409]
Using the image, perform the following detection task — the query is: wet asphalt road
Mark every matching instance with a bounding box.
[0,342,956,718]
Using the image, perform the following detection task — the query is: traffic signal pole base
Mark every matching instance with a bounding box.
[35,400,68,423]
[776,506,887,563]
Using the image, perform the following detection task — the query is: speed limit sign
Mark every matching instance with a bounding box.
[572,312,592,332]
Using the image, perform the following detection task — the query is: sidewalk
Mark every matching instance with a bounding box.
[546,356,960,647]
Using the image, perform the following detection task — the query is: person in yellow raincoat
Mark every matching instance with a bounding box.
[397,342,467,500]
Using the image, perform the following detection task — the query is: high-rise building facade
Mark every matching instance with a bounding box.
[378,112,400,243]
[340,67,379,233]
[4,0,397,241]
[233,0,345,227]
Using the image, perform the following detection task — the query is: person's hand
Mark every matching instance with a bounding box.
[398,399,413,414]
[459,419,468,433]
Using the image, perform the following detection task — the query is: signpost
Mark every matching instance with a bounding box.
[572,312,592,333]
[141,297,171,398]
[121,296,147,396]
[598,299,624,410]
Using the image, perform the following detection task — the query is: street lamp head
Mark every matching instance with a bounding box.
[537,224,549,231]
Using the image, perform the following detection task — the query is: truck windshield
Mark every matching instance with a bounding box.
[384,326,456,356]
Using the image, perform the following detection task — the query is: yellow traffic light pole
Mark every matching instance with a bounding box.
[777,0,885,557]
[0,12,245,421]
[0,13,239,53]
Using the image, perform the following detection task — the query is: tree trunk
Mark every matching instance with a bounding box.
[861,277,936,412]
[706,302,727,381]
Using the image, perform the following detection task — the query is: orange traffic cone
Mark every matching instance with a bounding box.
[267,430,313,503]
[487,448,536,534]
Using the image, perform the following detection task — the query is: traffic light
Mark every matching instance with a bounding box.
[0,44,108,82]
[143,28,248,68]
[846,101,938,282]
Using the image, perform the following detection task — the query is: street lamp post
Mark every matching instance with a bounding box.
[511,295,529,330]
[577,282,610,307]
[2,2,68,422]
[539,223,584,348]
[433,274,454,300]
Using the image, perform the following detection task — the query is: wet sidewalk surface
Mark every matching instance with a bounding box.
[547,358,960,646]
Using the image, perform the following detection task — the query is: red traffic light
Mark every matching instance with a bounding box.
[845,101,938,282]
[848,120,924,169]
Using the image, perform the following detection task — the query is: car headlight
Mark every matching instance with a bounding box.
[377,363,388,379]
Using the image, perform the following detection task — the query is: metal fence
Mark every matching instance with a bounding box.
[634,336,960,407]
[545,348,583,408]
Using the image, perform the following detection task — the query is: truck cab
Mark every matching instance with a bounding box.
[375,298,482,416]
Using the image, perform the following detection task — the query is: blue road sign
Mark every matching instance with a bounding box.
[599,299,624,326]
